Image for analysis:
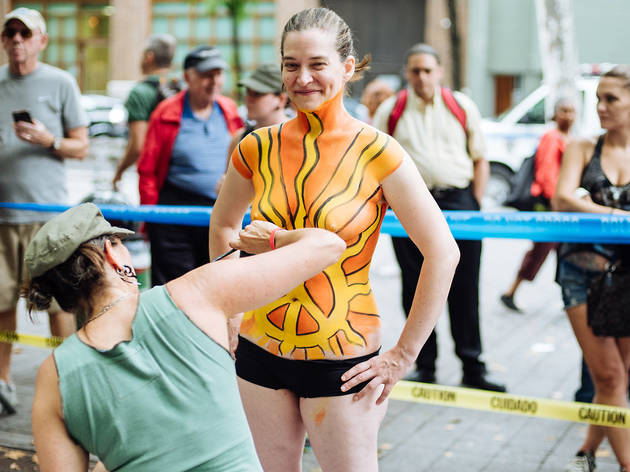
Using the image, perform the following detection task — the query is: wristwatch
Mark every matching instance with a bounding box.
[49,136,61,151]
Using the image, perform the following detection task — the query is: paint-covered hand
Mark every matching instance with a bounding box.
[230,220,282,254]
[339,347,412,404]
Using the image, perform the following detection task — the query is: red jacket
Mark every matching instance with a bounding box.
[530,128,567,200]
[137,90,243,205]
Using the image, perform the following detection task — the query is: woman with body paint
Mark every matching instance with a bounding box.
[210,7,459,471]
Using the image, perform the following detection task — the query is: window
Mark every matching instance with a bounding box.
[13,1,110,92]
[517,98,545,125]
[152,1,276,95]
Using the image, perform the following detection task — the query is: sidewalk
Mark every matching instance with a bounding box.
[1,236,623,471]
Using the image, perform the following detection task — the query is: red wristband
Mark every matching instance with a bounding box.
[269,228,282,250]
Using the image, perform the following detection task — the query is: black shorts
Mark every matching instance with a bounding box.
[235,336,380,398]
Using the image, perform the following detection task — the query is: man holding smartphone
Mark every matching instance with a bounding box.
[0,7,88,415]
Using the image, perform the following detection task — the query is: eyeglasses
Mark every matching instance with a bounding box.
[2,27,33,39]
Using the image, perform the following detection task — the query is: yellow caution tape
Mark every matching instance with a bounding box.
[1,331,627,428]
[390,380,630,428]
[0,331,63,349]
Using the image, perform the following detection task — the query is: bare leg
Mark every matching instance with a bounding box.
[301,388,388,472]
[567,304,630,468]
[580,424,605,456]
[504,276,523,298]
[48,310,76,338]
[237,378,306,472]
[0,308,17,382]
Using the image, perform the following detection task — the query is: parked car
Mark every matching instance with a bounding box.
[81,94,128,137]
[481,75,602,208]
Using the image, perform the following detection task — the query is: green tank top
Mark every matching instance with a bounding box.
[54,286,262,472]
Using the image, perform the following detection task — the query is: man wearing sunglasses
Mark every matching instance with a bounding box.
[0,8,88,415]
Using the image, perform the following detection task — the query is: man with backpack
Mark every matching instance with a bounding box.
[373,43,505,392]
[112,33,180,187]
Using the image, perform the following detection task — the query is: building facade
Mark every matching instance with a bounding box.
[0,0,316,95]
[4,0,626,117]
[468,0,630,117]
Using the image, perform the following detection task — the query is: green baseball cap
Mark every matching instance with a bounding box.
[238,64,283,94]
[24,203,134,278]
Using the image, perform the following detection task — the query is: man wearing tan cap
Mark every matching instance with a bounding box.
[0,7,89,415]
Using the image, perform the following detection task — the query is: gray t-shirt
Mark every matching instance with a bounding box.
[0,63,88,223]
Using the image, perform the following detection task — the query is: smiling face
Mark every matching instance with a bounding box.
[1,19,47,75]
[596,76,630,131]
[281,28,354,111]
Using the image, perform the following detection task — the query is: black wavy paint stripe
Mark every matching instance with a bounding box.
[253,132,274,223]
[276,123,295,229]
[313,133,387,228]
[345,290,379,346]
[294,116,312,227]
[323,136,389,229]
[344,260,371,278]
[347,280,371,288]
[266,302,290,331]
[300,344,326,360]
[268,334,297,357]
[238,142,253,176]
[348,310,379,317]
[265,127,287,228]
[306,128,364,217]
[298,112,323,228]
[327,331,345,356]
[335,186,382,236]
[303,270,336,319]
[344,319,368,346]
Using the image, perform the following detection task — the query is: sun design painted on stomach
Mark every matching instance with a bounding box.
[232,91,404,360]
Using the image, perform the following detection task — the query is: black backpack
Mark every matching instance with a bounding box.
[504,151,548,211]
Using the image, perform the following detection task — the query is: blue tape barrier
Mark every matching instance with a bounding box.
[1,202,629,244]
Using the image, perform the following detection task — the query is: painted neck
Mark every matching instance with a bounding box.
[295,90,351,131]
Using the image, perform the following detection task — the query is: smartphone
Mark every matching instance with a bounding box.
[12,110,33,124]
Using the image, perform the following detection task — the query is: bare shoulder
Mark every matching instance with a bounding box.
[166,267,228,325]
[571,134,599,149]
[37,354,58,384]
[565,135,599,163]
[33,354,61,415]
[361,121,399,144]
[251,122,284,137]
